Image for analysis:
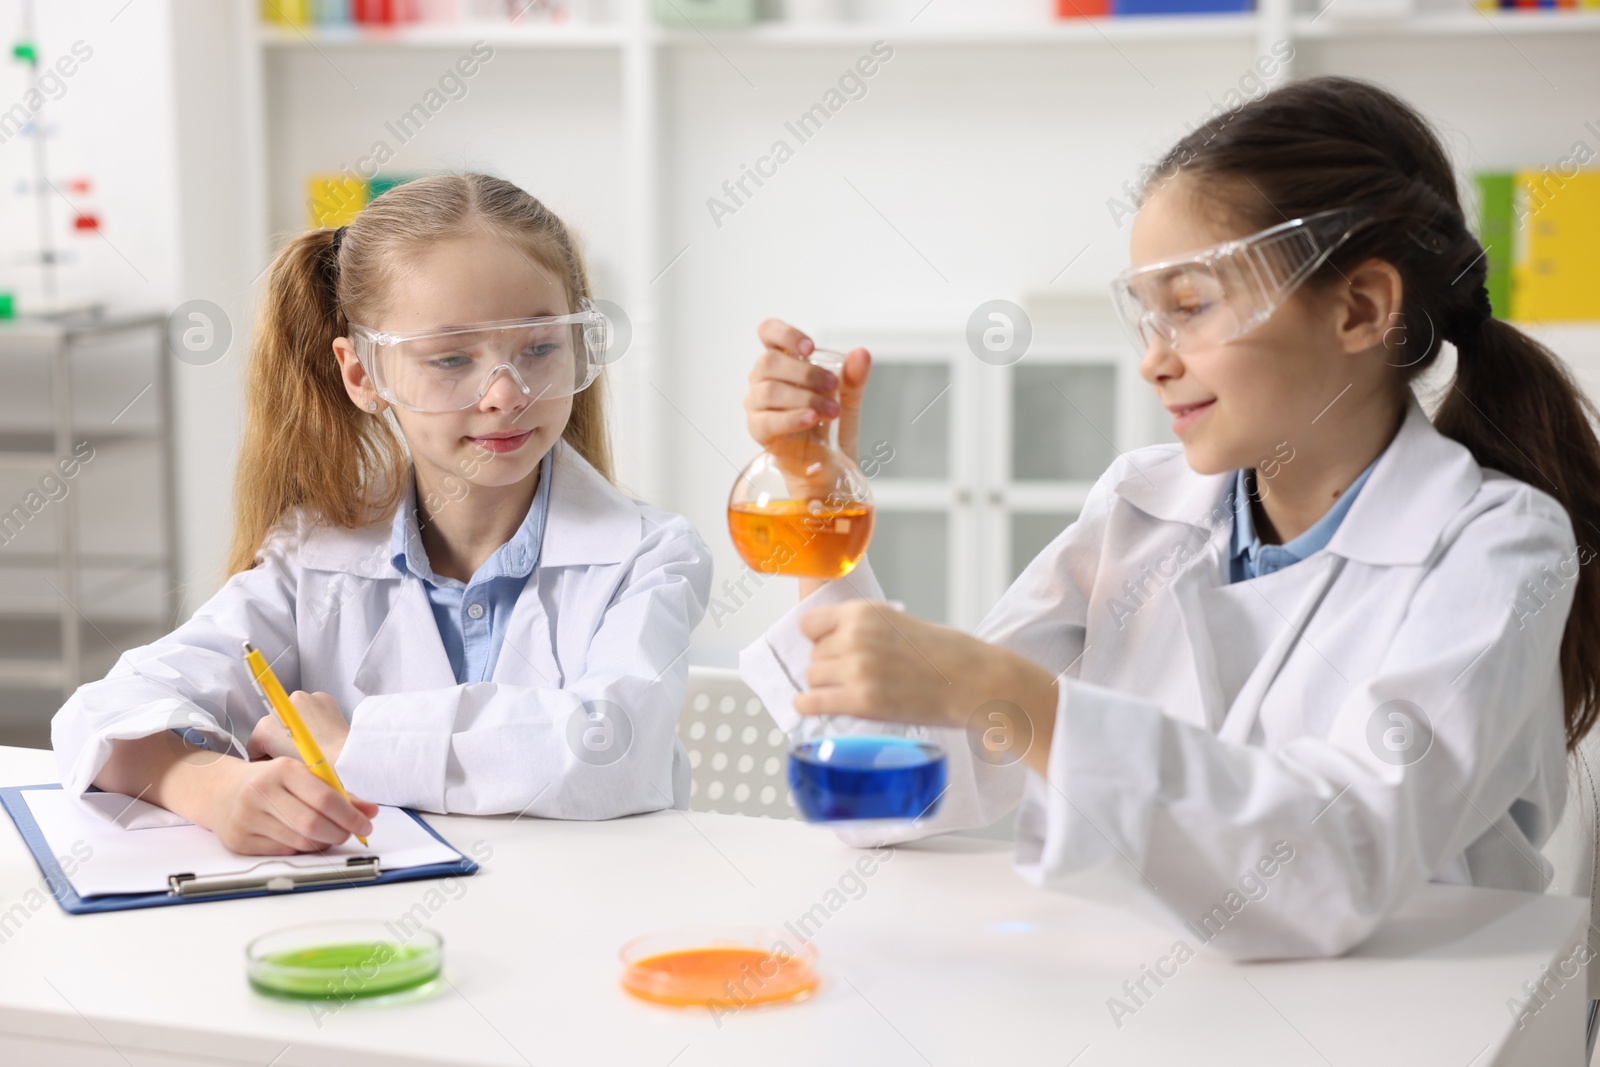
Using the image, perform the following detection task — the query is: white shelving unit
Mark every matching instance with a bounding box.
[1293,8,1600,37]
[258,7,1600,46]
[0,312,177,700]
[241,0,1600,644]
[247,0,1296,509]
[258,21,631,46]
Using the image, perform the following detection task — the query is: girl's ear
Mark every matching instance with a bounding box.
[1332,257,1405,357]
[332,337,384,412]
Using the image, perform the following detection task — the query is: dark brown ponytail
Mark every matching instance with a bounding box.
[1146,76,1600,750]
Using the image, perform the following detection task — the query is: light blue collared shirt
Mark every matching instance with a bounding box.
[389,449,554,684]
[1229,453,1381,583]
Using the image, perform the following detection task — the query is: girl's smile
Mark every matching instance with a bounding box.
[468,429,534,454]
[1166,397,1216,435]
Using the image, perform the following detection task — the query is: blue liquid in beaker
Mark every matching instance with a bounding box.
[788,736,947,823]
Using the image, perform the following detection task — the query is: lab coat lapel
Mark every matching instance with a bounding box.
[1206,393,1474,742]
[1110,447,1342,739]
[1107,391,1478,745]
[1209,553,1345,745]
[1167,532,1234,733]
[492,576,561,689]
[1113,451,1237,733]
[303,440,644,696]
[488,441,643,690]
[352,576,457,696]
[1159,521,1345,742]
[297,506,456,696]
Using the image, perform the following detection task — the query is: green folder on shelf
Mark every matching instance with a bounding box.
[1475,172,1514,322]
[654,0,759,25]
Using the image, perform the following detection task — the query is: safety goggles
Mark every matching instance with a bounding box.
[1110,209,1365,355]
[348,300,611,413]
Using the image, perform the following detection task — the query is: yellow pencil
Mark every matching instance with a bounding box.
[241,640,368,846]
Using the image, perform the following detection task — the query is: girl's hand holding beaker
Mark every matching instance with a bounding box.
[742,319,871,468]
[793,599,1058,742]
[730,322,877,582]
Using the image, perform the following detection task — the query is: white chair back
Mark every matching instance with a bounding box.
[1543,726,1600,1010]
[677,666,798,820]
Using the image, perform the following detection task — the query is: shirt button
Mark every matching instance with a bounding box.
[467,603,485,620]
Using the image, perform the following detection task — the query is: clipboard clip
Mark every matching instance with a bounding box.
[167,856,382,899]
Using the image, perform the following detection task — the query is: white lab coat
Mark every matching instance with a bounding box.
[740,392,1575,959]
[52,441,713,820]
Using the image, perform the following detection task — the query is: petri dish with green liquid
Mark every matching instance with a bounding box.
[246,921,442,1003]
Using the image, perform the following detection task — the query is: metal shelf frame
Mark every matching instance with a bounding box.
[0,312,177,696]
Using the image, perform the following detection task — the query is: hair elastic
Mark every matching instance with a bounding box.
[1443,284,1494,344]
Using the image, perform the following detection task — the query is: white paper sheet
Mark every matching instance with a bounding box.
[25,789,463,898]
[77,791,193,830]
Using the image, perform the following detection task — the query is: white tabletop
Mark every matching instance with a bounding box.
[0,745,1585,1066]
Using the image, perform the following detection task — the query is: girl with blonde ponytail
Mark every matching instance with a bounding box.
[53,174,711,855]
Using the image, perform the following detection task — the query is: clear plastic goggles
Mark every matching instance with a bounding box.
[348,300,611,413]
[1110,209,1364,355]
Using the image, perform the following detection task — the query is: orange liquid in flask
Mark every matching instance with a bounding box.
[620,947,819,1007]
[727,500,874,579]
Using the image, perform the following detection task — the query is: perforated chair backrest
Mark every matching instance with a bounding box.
[1542,726,1600,1003]
[677,666,797,819]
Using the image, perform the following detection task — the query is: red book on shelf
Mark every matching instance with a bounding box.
[353,0,396,23]
[1059,0,1111,14]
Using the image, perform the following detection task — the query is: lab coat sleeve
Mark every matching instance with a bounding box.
[737,557,1017,843]
[50,516,304,800]
[736,556,888,742]
[1015,487,1576,960]
[334,517,713,818]
[737,455,1124,844]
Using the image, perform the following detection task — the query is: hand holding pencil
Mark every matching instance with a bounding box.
[242,641,372,847]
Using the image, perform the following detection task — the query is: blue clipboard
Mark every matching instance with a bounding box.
[0,784,478,915]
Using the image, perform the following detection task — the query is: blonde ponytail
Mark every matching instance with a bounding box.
[225,228,407,577]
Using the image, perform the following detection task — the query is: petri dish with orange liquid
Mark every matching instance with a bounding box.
[728,347,874,580]
[620,927,819,1010]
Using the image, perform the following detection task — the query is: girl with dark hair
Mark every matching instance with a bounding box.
[740,77,1600,957]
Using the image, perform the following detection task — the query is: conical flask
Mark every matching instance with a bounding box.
[727,348,875,579]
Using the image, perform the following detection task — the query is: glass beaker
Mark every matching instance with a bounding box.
[727,347,875,579]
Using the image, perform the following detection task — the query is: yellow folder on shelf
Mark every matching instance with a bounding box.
[260,0,312,25]
[1512,169,1600,323]
[307,174,369,229]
